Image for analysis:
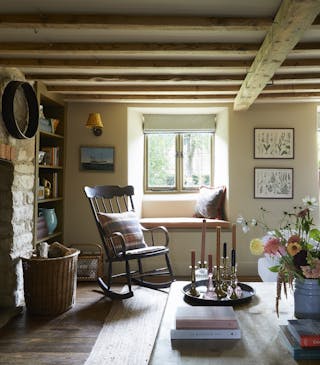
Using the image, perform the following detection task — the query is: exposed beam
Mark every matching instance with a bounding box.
[2,41,319,57]
[46,84,240,94]
[62,94,237,100]
[0,14,272,31]
[3,57,320,71]
[46,83,320,95]
[234,0,320,111]
[0,42,258,57]
[25,73,245,83]
[0,58,251,70]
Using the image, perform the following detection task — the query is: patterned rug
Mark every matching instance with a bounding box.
[84,286,168,365]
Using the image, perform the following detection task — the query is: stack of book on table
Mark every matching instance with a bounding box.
[170,306,241,340]
[279,319,320,360]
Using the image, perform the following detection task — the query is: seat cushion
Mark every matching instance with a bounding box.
[194,185,226,219]
[98,211,146,255]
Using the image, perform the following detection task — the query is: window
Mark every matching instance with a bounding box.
[145,132,213,192]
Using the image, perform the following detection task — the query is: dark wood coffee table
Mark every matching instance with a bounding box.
[149,281,314,364]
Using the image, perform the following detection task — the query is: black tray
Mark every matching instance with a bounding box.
[182,280,255,306]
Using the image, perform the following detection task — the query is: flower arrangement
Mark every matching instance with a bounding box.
[237,196,320,315]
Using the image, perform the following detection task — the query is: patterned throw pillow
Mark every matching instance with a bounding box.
[194,186,226,219]
[98,211,146,256]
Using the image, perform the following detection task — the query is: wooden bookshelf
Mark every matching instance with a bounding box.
[34,82,65,246]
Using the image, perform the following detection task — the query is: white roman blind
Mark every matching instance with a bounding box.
[143,114,216,133]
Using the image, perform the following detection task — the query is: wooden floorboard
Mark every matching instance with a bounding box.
[0,282,112,365]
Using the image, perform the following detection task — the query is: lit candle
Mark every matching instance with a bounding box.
[223,242,227,259]
[232,223,237,250]
[216,226,221,267]
[201,219,206,265]
[231,248,236,267]
[191,250,196,267]
[208,254,212,273]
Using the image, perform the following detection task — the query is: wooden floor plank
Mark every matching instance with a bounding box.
[0,282,112,365]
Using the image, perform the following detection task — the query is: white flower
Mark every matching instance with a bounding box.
[242,224,250,234]
[236,216,245,224]
[251,219,257,226]
[302,196,317,210]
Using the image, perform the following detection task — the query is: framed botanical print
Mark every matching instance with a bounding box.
[254,167,293,199]
[254,128,294,159]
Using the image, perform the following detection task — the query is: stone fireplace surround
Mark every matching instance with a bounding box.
[0,68,35,326]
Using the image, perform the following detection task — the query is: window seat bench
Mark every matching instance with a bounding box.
[140,217,230,230]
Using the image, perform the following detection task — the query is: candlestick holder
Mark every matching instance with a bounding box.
[188,265,200,297]
[204,272,217,299]
[221,256,230,292]
[195,261,208,281]
[214,266,227,299]
[227,265,242,299]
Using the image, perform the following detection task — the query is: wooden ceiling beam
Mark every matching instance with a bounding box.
[46,83,320,94]
[3,57,320,70]
[0,42,258,56]
[233,0,320,111]
[0,14,272,31]
[25,73,245,82]
[46,84,240,94]
[62,94,237,100]
[0,57,251,70]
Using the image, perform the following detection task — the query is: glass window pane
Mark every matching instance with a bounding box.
[182,133,211,189]
[147,134,176,189]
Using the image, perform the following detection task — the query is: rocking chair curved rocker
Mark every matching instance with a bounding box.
[84,185,174,299]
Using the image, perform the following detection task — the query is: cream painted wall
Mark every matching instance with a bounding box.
[64,101,319,276]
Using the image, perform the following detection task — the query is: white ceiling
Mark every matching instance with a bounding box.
[1,0,320,109]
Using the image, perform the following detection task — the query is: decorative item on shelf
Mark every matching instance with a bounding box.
[86,112,104,136]
[38,185,45,200]
[42,178,52,199]
[237,196,320,317]
[38,150,46,164]
[51,118,60,133]
[41,207,57,235]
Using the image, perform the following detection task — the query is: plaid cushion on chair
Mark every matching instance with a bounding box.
[98,211,147,256]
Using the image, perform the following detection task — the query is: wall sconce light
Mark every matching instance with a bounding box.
[86,113,104,136]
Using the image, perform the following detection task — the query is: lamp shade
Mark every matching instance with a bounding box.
[86,113,104,129]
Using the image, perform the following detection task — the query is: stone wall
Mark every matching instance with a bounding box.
[0,68,35,309]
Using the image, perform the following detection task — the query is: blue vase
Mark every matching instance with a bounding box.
[42,208,58,234]
[294,279,320,319]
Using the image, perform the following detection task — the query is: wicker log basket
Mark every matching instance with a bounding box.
[22,246,80,316]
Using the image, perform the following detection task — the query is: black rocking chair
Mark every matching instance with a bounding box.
[84,185,174,299]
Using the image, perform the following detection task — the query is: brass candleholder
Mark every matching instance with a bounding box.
[221,256,229,292]
[188,265,200,297]
[227,265,242,299]
[214,266,227,299]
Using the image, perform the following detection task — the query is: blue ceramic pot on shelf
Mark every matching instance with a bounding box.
[42,208,58,234]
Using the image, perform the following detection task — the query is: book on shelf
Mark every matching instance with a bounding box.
[175,306,238,329]
[52,172,58,198]
[287,319,320,347]
[279,325,320,360]
[170,327,241,340]
[41,147,60,166]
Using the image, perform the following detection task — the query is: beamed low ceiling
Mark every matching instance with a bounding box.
[1,0,320,110]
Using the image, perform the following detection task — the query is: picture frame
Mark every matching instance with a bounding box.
[254,167,293,199]
[80,146,115,171]
[254,128,294,159]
